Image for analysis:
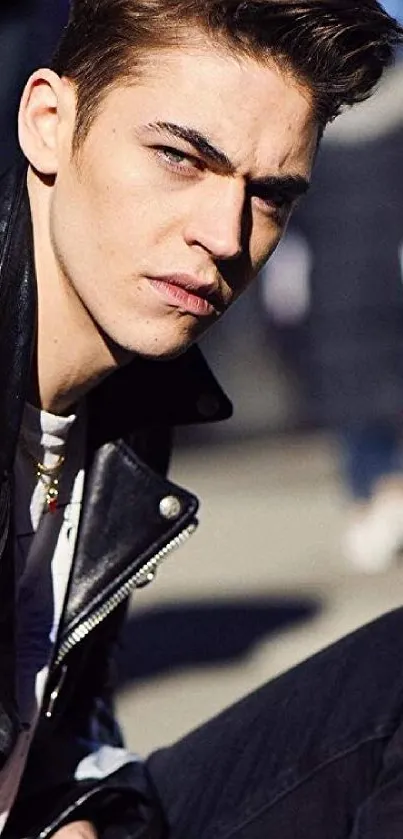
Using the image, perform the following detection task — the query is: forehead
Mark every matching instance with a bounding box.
[91,42,318,179]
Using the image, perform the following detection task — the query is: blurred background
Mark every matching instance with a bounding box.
[4,0,403,756]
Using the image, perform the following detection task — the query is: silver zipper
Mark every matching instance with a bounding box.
[45,664,67,719]
[53,519,198,670]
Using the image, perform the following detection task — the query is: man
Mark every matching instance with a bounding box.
[0,1,402,837]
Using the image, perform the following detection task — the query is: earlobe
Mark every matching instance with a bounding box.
[18,69,65,175]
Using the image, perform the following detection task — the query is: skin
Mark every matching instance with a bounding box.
[18,36,318,414]
[52,822,96,839]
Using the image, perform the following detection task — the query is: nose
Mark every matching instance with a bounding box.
[184,178,245,261]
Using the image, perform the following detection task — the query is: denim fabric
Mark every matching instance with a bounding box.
[340,422,403,500]
[147,608,403,837]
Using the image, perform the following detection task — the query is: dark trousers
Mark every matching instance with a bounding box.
[146,607,403,837]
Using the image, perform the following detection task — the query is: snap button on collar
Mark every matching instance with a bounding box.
[159,495,182,520]
[196,392,220,419]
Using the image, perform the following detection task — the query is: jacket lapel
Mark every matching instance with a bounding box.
[58,440,198,645]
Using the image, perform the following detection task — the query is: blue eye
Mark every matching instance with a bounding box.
[160,148,188,165]
[155,146,204,174]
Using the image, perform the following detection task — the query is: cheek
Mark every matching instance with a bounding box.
[223,223,283,300]
[250,221,283,273]
[49,177,117,301]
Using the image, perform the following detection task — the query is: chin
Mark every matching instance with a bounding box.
[106,326,196,363]
[134,339,194,362]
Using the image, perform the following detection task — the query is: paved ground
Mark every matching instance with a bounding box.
[116,432,403,756]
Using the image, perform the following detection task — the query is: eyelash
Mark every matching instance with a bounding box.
[251,188,291,214]
[155,146,204,176]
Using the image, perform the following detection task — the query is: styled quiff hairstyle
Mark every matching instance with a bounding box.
[53,0,402,148]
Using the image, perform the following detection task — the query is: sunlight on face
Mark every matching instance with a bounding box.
[49,40,318,359]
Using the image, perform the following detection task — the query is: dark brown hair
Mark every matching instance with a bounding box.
[52,0,403,146]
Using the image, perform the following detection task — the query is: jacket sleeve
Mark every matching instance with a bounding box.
[4,604,165,839]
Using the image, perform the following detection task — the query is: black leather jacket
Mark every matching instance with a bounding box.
[0,166,232,839]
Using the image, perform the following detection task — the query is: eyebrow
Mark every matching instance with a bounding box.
[146,121,234,170]
[145,120,310,198]
[250,175,310,202]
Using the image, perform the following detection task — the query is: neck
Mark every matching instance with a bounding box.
[27,168,131,415]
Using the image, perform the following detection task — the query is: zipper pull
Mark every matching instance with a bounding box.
[45,664,68,719]
[135,567,158,588]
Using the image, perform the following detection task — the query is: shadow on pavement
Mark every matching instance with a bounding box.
[116,596,321,687]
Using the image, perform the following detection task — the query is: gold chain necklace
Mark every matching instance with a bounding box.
[35,456,66,512]
[20,443,65,513]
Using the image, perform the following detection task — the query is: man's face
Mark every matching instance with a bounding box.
[50,40,318,359]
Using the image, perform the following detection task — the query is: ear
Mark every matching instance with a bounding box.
[18,69,74,175]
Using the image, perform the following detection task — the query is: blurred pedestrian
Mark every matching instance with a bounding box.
[261,10,403,572]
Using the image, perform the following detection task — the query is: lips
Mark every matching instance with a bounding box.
[147,273,224,316]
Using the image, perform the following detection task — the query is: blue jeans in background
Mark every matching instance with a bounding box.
[340,422,403,500]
